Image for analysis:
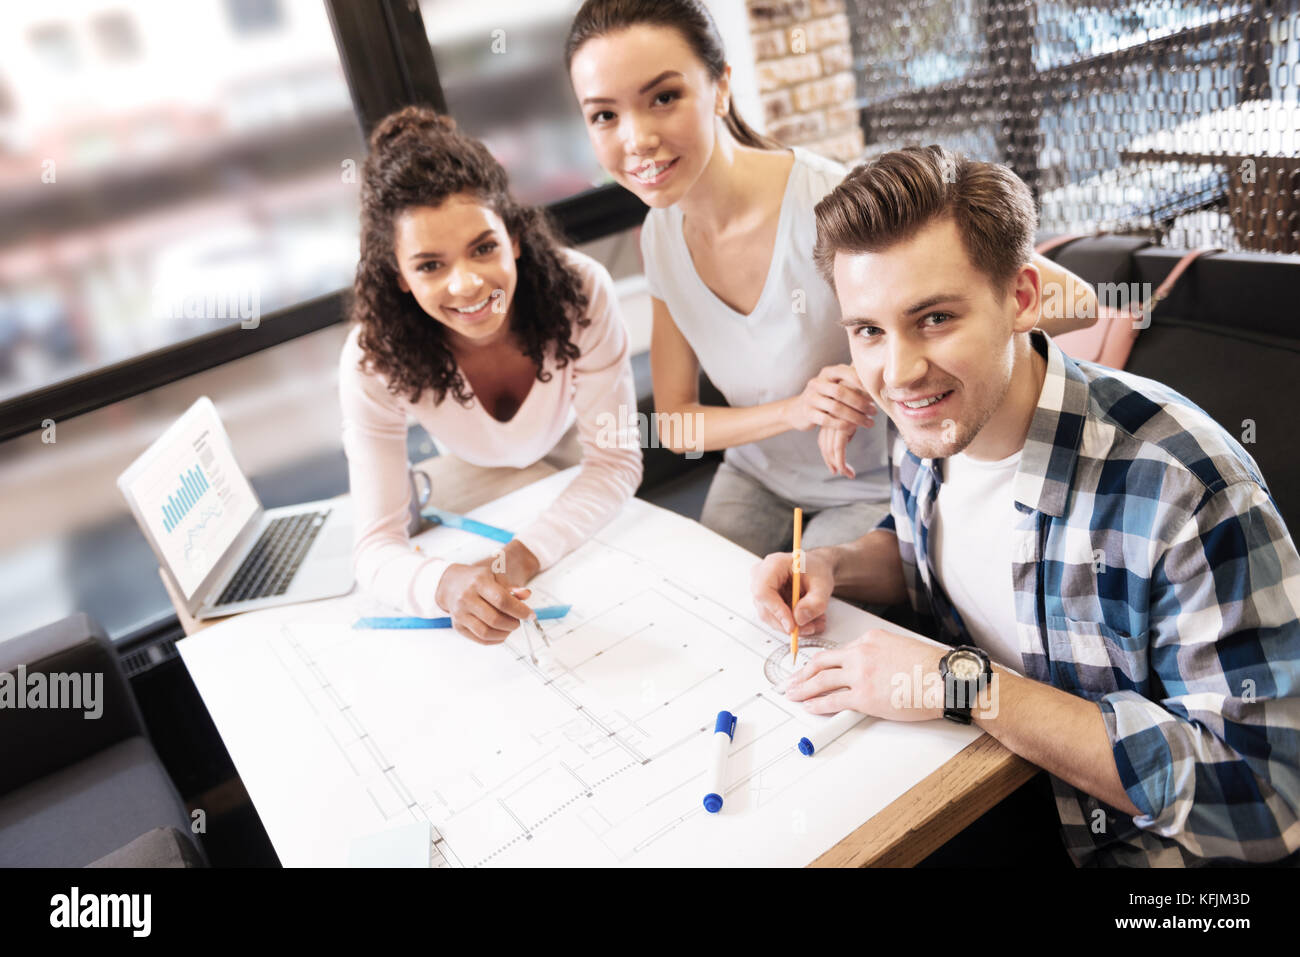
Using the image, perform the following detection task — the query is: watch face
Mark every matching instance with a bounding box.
[950,651,981,679]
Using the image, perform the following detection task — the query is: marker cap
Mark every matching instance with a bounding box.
[798,737,814,756]
[703,792,723,813]
[714,710,737,739]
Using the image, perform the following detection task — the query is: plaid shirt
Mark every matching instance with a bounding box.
[879,330,1300,866]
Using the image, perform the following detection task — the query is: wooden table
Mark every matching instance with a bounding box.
[162,454,1037,867]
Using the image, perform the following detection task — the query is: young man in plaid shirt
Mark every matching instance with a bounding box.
[750,145,1300,866]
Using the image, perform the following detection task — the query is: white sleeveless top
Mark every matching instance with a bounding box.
[639,146,890,508]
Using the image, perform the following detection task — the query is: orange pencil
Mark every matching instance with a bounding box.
[791,507,803,663]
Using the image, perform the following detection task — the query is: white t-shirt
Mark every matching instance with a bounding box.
[639,147,890,509]
[930,450,1024,669]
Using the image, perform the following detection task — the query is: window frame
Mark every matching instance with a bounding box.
[0,0,645,443]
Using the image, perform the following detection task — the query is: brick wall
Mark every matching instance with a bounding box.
[747,0,864,163]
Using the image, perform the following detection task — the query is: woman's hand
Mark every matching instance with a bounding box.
[434,563,535,644]
[818,422,857,478]
[784,365,875,435]
[475,539,540,588]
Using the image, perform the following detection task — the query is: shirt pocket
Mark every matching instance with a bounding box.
[1044,616,1148,699]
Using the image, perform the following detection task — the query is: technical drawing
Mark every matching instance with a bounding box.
[181,479,982,867]
[274,534,853,866]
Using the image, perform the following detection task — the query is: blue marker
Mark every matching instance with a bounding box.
[703,711,738,814]
[796,709,867,756]
[353,604,572,630]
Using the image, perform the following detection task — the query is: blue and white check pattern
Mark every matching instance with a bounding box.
[879,331,1300,866]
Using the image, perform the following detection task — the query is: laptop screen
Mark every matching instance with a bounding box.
[121,399,259,598]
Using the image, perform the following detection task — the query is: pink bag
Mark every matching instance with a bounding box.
[1035,235,1217,370]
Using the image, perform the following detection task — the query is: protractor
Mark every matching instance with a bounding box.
[763,636,834,691]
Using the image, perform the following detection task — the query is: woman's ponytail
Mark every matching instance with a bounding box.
[723,99,783,152]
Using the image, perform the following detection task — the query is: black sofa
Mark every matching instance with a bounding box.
[0,612,205,867]
[1045,237,1299,537]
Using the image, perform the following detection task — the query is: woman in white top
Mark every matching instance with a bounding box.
[340,107,642,643]
[564,0,1096,558]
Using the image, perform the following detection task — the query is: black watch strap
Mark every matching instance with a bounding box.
[940,645,992,724]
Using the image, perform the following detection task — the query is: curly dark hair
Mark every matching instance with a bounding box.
[351,106,590,406]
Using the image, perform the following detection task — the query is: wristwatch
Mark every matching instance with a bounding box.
[938,645,992,724]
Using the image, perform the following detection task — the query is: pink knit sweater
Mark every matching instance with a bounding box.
[338,249,643,616]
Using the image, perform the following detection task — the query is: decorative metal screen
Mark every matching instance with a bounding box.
[847,0,1300,252]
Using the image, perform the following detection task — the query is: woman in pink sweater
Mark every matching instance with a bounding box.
[339,107,643,643]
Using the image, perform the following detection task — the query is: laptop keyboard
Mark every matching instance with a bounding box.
[215,510,330,607]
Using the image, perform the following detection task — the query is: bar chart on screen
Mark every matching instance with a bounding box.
[160,465,210,532]
[134,424,257,593]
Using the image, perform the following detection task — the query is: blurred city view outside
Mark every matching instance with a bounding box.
[0,0,624,411]
[419,0,613,206]
[0,0,365,404]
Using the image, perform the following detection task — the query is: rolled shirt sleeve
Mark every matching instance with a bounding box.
[1099,480,1300,862]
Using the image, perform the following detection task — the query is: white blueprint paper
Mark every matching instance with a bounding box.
[179,468,980,866]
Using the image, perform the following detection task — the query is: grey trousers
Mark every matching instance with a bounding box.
[700,461,891,557]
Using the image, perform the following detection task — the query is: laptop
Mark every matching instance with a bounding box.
[118,396,354,620]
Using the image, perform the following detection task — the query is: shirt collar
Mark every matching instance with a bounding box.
[1011,329,1091,517]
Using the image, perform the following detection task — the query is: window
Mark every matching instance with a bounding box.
[0,0,363,406]
[418,0,612,206]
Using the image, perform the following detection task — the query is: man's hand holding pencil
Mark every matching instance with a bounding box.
[750,547,835,638]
